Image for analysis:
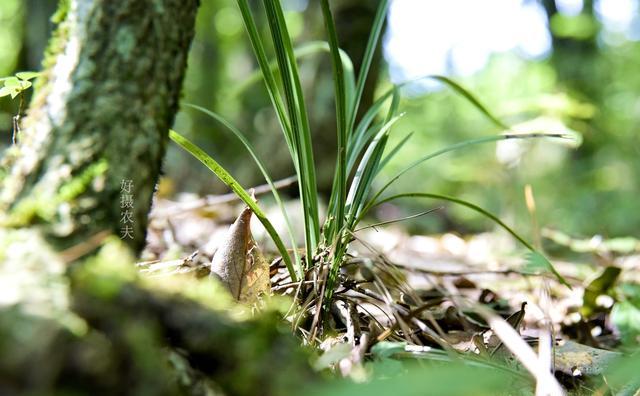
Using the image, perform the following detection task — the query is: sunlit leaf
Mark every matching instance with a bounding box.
[0,87,12,97]
[581,266,621,316]
[15,71,40,81]
[523,251,570,288]
[3,77,20,87]
[185,103,302,276]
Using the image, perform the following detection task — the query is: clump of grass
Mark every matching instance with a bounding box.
[170,0,570,322]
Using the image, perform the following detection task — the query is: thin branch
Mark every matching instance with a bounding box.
[151,175,298,218]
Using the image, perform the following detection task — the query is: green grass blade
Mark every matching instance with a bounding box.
[347,89,401,225]
[236,0,293,148]
[229,41,355,101]
[185,103,302,275]
[169,129,298,282]
[347,73,506,167]
[429,75,509,130]
[347,0,390,133]
[362,133,569,221]
[355,74,510,136]
[264,0,320,261]
[326,113,403,305]
[378,131,414,173]
[371,192,570,287]
[347,122,383,173]
[347,88,396,171]
[348,87,400,173]
[321,0,348,239]
[346,113,403,227]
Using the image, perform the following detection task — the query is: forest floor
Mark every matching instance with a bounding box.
[138,188,640,394]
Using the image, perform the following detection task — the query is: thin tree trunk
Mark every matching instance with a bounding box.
[540,0,599,97]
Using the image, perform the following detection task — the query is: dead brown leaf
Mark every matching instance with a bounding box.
[209,206,270,304]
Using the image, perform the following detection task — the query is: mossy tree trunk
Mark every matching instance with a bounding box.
[1,0,199,254]
[0,1,318,395]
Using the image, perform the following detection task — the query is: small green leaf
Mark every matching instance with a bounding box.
[0,87,12,97]
[582,266,621,316]
[15,71,40,81]
[3,77,20,88]
[19,80,31,90]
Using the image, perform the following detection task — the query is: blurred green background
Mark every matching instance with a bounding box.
[1,0,638,239]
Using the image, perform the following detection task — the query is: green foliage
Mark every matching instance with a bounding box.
[235,0,320,264]
[378,43,639,238]
[581,266,621,317]
[0,71,38,99]
[50,0,70,24]
[169,0,572,298]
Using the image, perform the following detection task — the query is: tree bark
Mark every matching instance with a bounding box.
[1,0,199,254]
[0,2,319,395]
[539,0,599,97]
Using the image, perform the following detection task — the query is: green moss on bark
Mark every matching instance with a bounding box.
[1,0,200,254]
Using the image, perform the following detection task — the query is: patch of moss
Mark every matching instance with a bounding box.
[35,0,71,93]
[51,0,70,24]
[3,159,108,227]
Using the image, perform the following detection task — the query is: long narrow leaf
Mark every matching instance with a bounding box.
[347,88,396,171]
[325,112,403,303]
[378,131,414,173]
[230,41,355,100]
[236,0,293,147]
[264,0,320,262]
[169,129,298,281]
[371,192,570,287]
[429,75,509,130]
[363,133,569,218]
[185,104,302,275]
[321,0,348,240]
[346,112,403,228]
[368,74,510,132]
[347,0,390,133]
